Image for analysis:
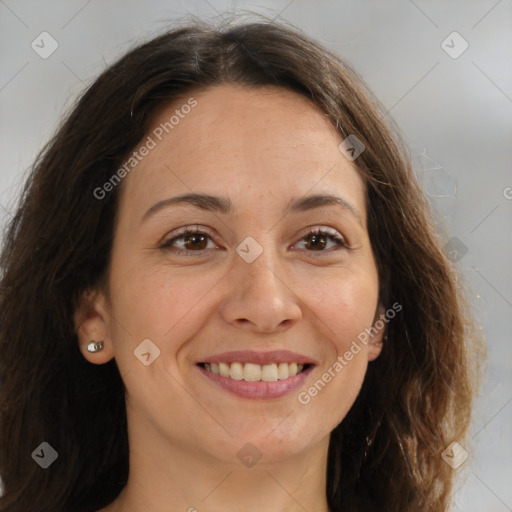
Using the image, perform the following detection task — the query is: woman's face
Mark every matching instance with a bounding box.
[80,84,383,465]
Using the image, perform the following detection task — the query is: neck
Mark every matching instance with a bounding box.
[100,418,332,512]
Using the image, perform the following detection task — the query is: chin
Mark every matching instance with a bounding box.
[219,422,320,466]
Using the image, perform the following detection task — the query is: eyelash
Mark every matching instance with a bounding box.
[159,225,348,257]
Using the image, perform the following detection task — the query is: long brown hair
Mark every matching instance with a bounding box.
[0,14,484,512]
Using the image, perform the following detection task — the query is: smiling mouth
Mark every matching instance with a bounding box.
[197,362,311,382]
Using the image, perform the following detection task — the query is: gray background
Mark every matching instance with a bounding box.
[1,0,511,510]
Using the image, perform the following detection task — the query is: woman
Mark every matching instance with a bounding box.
[0,15,484,512]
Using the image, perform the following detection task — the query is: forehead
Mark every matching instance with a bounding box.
[120,84,366,219]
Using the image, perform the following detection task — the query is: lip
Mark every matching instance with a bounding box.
[197,363,315,399]
[196,349,317,366]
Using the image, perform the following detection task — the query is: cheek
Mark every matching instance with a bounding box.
[300,267,379,348]
[288,268,378,419]
[108,263,223,351]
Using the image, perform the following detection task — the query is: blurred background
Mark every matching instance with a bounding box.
[1,1,511,510]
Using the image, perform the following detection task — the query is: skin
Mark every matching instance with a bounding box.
[75,84,384,512]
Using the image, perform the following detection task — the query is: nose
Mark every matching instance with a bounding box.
[217,244,302,333]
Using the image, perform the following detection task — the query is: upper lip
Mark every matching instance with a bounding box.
[197,350,317,366]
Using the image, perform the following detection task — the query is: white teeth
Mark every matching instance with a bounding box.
[243,363,261,382]
[203,361,307,381]
[277,362,289,379]
[229,362,244,380]
[219,362,230,378]
[261,363,278,381]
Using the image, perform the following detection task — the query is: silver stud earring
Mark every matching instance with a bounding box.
[86,340,104,353]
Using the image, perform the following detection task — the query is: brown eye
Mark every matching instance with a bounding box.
[160,226,346,257]
[160,227,217,255]
[182,232,208,250]
[293,228,347,256]
[303,232,328,251]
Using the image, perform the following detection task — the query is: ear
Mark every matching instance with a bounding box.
[74,288,115,365]
[367,304,386,362]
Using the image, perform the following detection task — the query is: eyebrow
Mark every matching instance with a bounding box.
[141,192,363,225]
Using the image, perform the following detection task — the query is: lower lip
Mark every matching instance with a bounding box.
[197,365,314,399]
